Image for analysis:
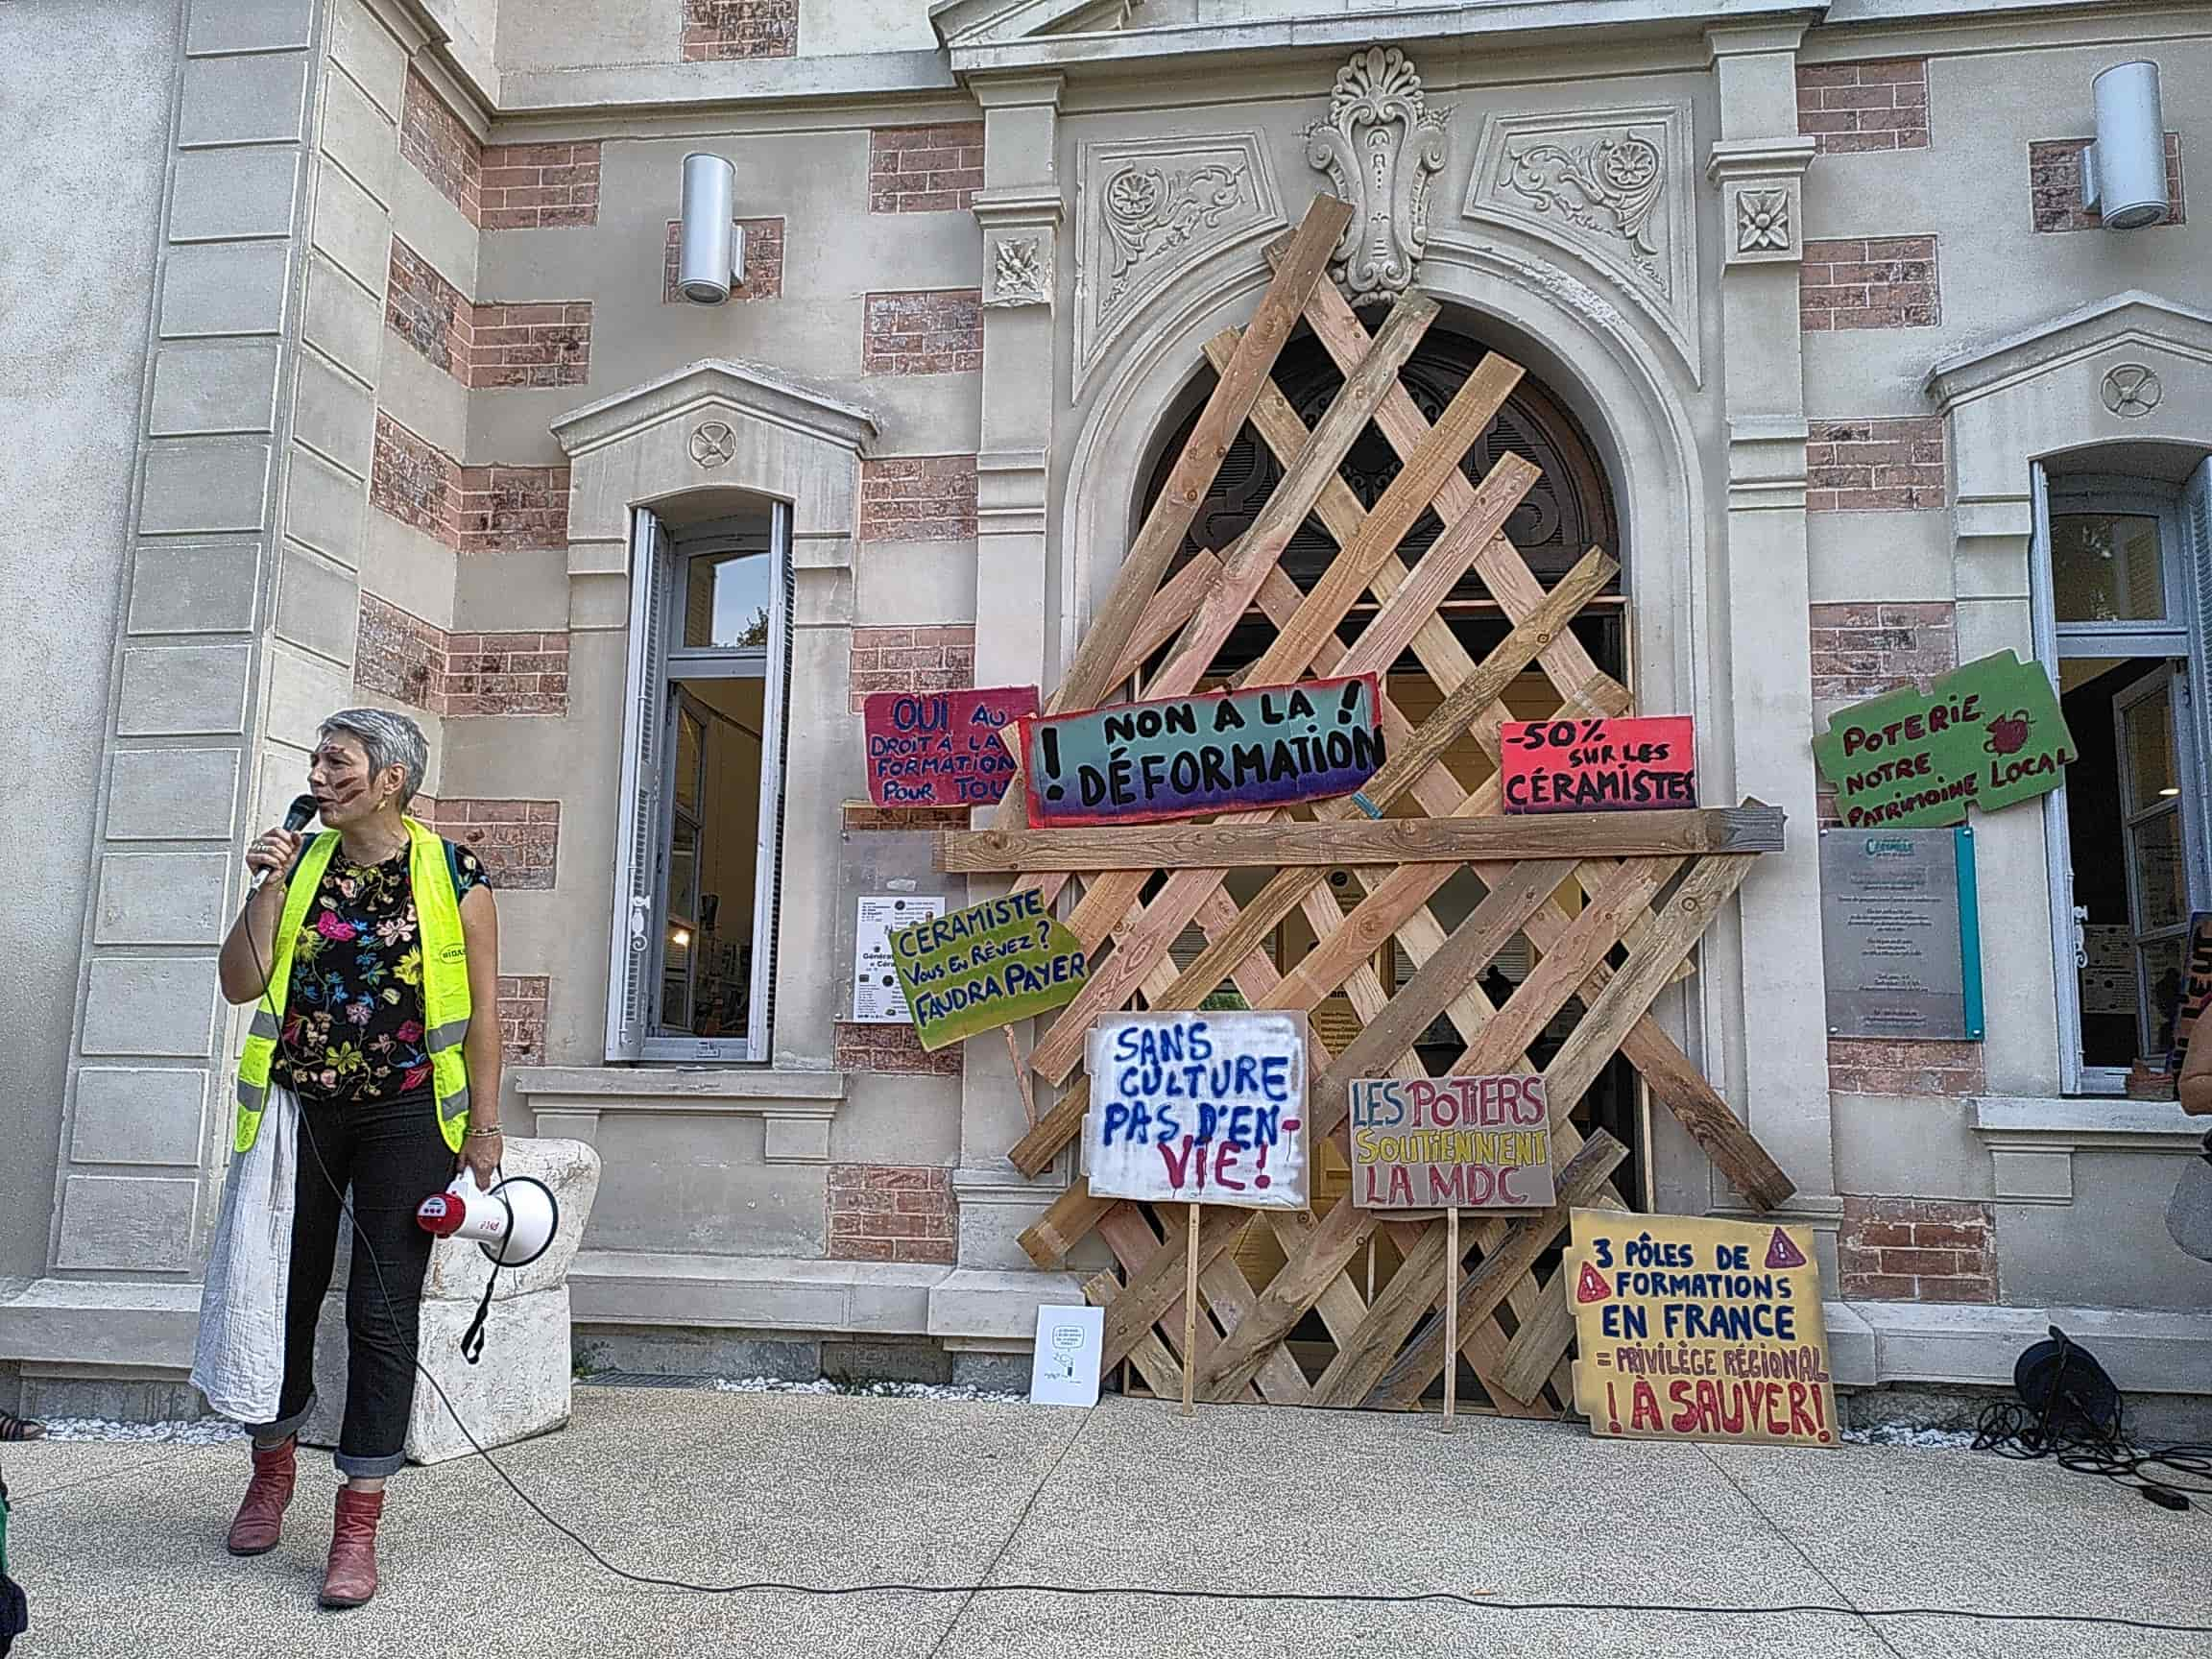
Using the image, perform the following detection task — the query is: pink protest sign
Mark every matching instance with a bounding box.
[863,685,1038,808]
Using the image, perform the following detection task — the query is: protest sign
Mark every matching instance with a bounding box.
[1813,650,2076,830]
[889,889,1087,1050]
[1083,1010,1308,1209]
[1017,675,1383,828]
[1347,1075,1555,1210]
[864,685,1038,808]
[1500,716,1695,814]
[853,895,944,1022]
[2171,912,2212,1073]
[1028,1304,1104,1408]
[1565,1209,1837,1448]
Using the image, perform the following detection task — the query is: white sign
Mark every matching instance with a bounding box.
[853,895,945,1022]
[1083,1010,1309,1210]
[1028,1304,1104,1407]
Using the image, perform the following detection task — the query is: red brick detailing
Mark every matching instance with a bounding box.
[1796,60,1929,155]
[1809,601,1957,705]
[352,595,569,717]
[453,465,569,552]
[480,141,601,230]
[833,1022,962,1078]
[859,455,977,544]
[399,67,482,225]
[1839,1196,1997,1303]
[387,243,592,390]
[1827,1037,1985,1096]
[1800,236,1940,331]
[468,301,592,389]
[681,0,797,60]
[496,974,549,1062]
[841,804,974,832]
[444,628,570,717]
[370,413,462,542]
[1805,419,1946,514]
[862,290,983,376]
[386,241,469,377]
[2029,133,2185,231]
[661,217,785,303]
[848,625,976,711]
[426,799,560,889]
[868,123,985,214]
[826,1163,956,1263]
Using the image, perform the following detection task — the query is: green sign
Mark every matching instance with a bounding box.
[1813,650,2077,830]
[890,889,1089,1050]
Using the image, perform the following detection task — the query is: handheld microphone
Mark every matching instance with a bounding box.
[249,794,322,894]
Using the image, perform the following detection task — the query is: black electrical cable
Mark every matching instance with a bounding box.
[234,879,2212,1637]
[1974,1400,2212,1504]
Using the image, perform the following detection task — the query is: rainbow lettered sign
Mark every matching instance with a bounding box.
[1017,676,1383,828]
[1347,1074,1554,1210]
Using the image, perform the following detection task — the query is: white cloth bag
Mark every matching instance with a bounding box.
[190,1086,299,1423]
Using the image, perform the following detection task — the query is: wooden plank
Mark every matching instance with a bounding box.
[1083,1268,1185,1401]
[1195,1189,1377,1401]
[1491,1262,1580,1408]
[1371,1130,1628,1407]
[1111,549,1225,689]
[1098,1205,1250,1369]
[1097,1205,1266,1407]
[940,805,1786,873]
[1265,1209,1369,1351]
[1022,1184,1118,1267]
[988,193,1353,830]
[1307,1208,1455,1407]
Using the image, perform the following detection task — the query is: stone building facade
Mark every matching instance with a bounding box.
[3,0,2209,1410]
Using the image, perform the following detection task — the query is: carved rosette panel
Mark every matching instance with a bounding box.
[1303,46,1452,301]
[1722,179,1802,265]
[1073,132,1284,397]
[1464,102,1699,383]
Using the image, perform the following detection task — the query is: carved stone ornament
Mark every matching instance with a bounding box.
[688,420,736,468]
[1304,46,1452,301]
[1073,132,1283,397]
[987,234,1051,308]
[1464,102,1698,383]
[1736,188,1791,253]
[2101,362,2163,418]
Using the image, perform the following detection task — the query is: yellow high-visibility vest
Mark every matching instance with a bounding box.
[233,815,473,1153]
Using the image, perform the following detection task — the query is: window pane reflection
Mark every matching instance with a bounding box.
[683,550,772,649]
[2051,513,2164,623]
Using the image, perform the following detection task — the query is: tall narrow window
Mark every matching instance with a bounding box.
[2034,463,2212,1093]
[608,503,792,1063]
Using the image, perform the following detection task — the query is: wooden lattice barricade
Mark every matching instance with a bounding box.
[939,195,1798,1413]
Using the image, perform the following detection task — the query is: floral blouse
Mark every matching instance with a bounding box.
[272,839,491,1106]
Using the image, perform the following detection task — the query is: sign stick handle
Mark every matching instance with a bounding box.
[1442,1206,1459,1434]
[1182,1202,1201,1418]
[1001,1026,1039,1128]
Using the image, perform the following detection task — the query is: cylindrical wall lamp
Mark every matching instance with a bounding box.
[678,153,745,302]
[2084,61,2169,230]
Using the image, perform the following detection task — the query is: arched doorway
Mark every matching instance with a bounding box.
[1128,314,1647,1375]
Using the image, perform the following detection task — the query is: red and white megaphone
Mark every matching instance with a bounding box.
[416,1171,560,1269]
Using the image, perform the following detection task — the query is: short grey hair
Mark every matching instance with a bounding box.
[319,708,430,807]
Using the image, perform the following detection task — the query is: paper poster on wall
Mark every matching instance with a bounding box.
[1017,676,1384,828]
[889,890,1089,1050]
[1347,1075,1555,1210]
[1028,1304,1104,1407]
[1500,716,1696,813]
[852,895,945,1022]
[1083,1010,1309,1209]
[1564,1208,1838,1449]
[1812,650,2077,829]
[863,686,1039,808]
[2171,912,2212,1073]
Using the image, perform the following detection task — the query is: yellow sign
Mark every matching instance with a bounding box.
[1563,1208,1838,1448]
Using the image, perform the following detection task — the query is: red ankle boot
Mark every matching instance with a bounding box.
[320,1486,384,1608]
[225,1437,296,1556]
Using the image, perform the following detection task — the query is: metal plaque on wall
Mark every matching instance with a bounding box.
[1819,827,1984,1043]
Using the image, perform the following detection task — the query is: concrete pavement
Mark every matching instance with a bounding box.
[4,1388,2207,1658]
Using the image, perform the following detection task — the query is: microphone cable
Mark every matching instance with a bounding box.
[228,877,2212,1637]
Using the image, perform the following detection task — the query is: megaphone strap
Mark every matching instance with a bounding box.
[460,1267,496,1366]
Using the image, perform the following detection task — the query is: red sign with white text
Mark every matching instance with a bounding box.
[1501,716,1696,814]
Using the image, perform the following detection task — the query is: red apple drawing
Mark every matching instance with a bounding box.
[1984,709,2032,756]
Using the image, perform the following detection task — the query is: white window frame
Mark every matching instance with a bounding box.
[605,501,793,1064]
[2032,462,2212,1094]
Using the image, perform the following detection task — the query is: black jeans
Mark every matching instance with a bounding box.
[255,1090,453,1478]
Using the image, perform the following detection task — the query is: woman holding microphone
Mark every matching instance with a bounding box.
[208,709,503,1608]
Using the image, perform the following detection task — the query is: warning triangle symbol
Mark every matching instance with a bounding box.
[1764,1227,1808,1270]
[1575,1262,1612,1304]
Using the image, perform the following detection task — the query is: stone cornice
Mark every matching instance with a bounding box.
[549,358,879,459]
[1705,135,1818,183]
[1924,290,2212,411]
[972,181,1064,230]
